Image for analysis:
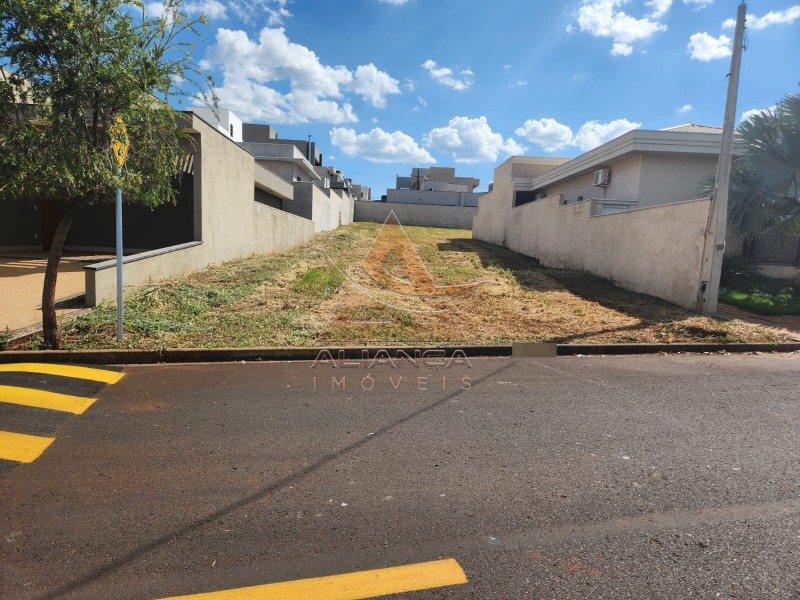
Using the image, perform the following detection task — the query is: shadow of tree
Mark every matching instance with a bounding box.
[55,293,86,309]
[436,237,733,341]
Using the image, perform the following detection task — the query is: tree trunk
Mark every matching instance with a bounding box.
[41,196,82,349]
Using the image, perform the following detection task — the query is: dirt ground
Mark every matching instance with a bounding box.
[58,223,792,349]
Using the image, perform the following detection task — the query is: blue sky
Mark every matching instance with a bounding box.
[158,0,800,195]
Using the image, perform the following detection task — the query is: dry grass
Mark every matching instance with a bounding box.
[59,222,789,349]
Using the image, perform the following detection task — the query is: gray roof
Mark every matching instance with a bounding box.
[661,123,723,134]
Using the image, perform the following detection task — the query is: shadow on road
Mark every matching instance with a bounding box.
[39,361,518,600]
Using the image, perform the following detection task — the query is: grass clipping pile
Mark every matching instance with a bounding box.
[61,223,787,349]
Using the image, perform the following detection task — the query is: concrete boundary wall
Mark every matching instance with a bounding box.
[85,203,314,306]
[473,193,711,309]
[85,241,204,306]
[85,114,316,306]
[285,183,354,232]
[354,200,478,229]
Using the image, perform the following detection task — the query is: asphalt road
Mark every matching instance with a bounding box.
[1,353,800,599]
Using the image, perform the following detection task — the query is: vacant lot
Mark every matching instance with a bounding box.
[58,223,788,349]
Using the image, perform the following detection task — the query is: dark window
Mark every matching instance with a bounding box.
[514,189,546,207]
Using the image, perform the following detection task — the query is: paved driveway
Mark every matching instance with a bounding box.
[0,254,102,334]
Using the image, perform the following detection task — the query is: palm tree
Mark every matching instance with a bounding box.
[726,89,800,238]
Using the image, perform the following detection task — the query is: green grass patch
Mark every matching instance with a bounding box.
[718,263,800,315]
[291,266,341,298]
[719,286,800,315]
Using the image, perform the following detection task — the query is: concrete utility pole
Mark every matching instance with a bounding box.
[699,2,746,314]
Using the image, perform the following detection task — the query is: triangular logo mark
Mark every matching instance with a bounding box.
[382,250,411,283]
[361,211,482,298]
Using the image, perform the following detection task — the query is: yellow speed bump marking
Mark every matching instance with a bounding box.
[0,385,96,414]
[0,363,124,384]
[158,558,468,600]
[0,430,55,463]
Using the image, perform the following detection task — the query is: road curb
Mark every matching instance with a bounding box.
[0,342,799,365]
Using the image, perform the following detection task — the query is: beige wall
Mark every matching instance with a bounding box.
[331,189,355,226]
[545,155,642,203]
[355,200,478,229]
[85,115,315,305]
[471,156,571,245]
[638,154,716,207]
[86,242,204,306]
[251,202,315,255]
[286,182,353,232]
[474,192,711,309]
[508,156,571,178]
[512,153,715,209]
[194,117,257,259]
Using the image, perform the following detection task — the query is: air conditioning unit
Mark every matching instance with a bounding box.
[593,168,611,187]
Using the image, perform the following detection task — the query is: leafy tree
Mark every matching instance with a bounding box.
[0,0,215,348]
[724,89,800,238]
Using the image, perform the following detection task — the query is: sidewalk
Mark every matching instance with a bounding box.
[0,252,109,335]
[717,303,800,341]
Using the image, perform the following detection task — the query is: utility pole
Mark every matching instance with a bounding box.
[698,2,746,314]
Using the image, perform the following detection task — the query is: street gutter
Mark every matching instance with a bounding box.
[0,343,799,365]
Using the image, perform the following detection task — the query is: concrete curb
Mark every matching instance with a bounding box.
[0,343,799,365]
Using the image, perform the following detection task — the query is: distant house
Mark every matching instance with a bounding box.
[479,123,800,281]
[387,167,483,207]
[191,109,362,232]
[351,184,371,202]
[353,166,483,229]
[473,125,728,309]
[508,124,724,215]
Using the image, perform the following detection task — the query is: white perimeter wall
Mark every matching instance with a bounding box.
[386,189,481,207]
[473,188,711,309]
[355,200,478,229]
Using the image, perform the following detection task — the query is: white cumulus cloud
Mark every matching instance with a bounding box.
[184,0,227,19]
[424,116,525,163]
[330,127,435,164]
[646,0,672,18]
[421,59,473,91]
[687,32,731,61]
[202,28,400,124]
[684,0,714,6]
[145,2,167,17]
[724,5,800,29]
[611,42,634,56]
[576,0,667,56]
[350,64,401,108]
[515,118,575,152]
[740,106,776,122]
[228,0,291,25]
[678,103,693,113]
[515,116,640,152]
[572,118,641,151]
